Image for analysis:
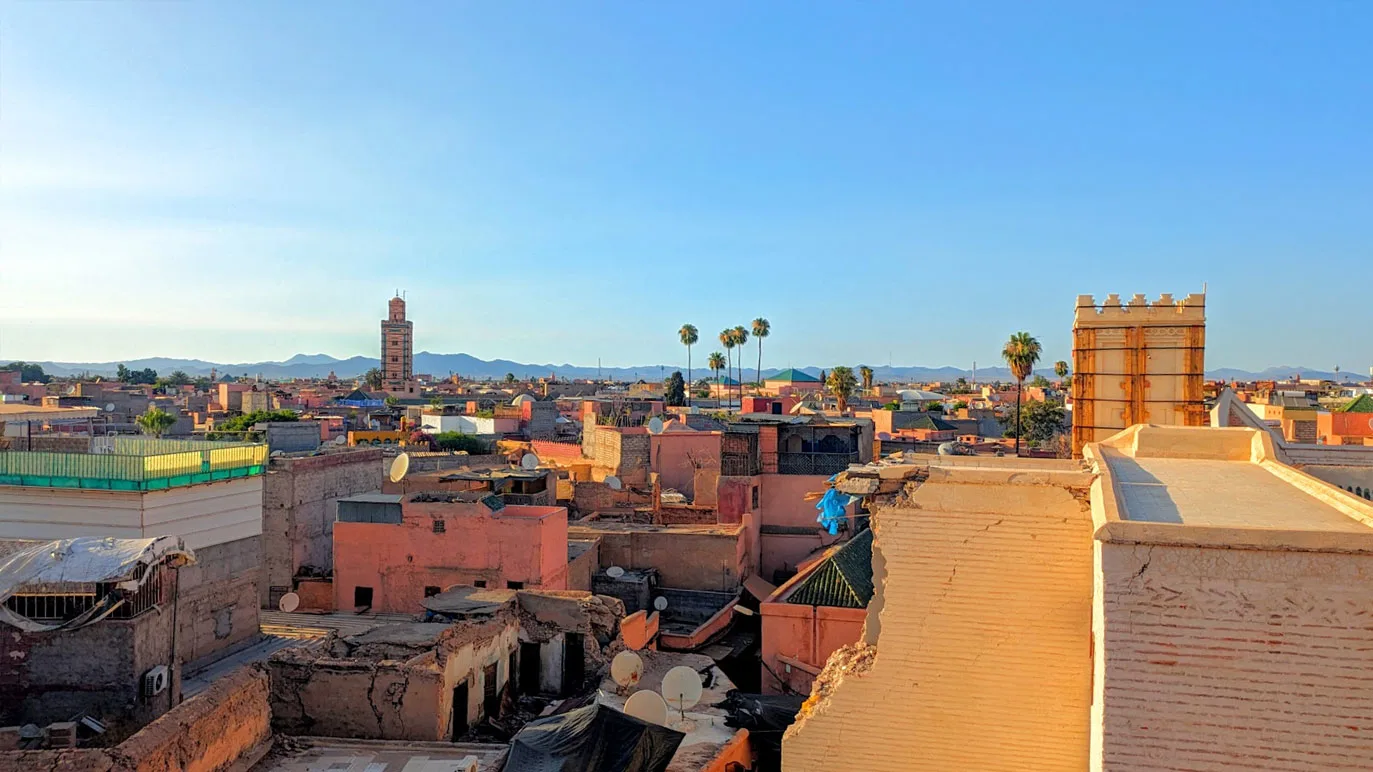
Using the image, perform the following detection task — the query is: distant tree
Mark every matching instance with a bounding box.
[718,331,735,408]
[429,395,444,410]
[384,396,399,407]
[1001,399,1066,448]
[432,432,486,454]
[159,370,192,387]
[951,399,969,411]
[926,402,944,412]
[665,371,686,407]
[505,373,517,384]
[363,368,384,390]
[751,318,770,385]
[1,361,51,383]
[1029,374,1051,388]
[210,409,298,439]
[135,407,177,438]
[859,365,874,392]
[881,401,900,411]
[408,430,435,450]
[679,324,699,406]
[827,366,858,413]
[1002,332,1043,456]
[1054,360,1069,381]
[732,326,749,406]
[707,352,726,399]
[955,376,969,392]
[117,364,158,384]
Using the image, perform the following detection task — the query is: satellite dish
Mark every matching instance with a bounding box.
[605,476,623,491]
[104,403,116,413]
[611,651,644,688]
[389,453,411,483]
[877,432,891,441]
[278,592,300,612]
[624,690,668,726]
[647,417,665,435]
[333,435,348,445]
[606,566,625,579]
[937,442,955,456]
[661,666,703,714]
[653,596,669,612]
[520,453,540,470]
[270,450,285,458]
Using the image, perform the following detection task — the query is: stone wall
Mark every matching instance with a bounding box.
[1094,542,1373,770]
[0,665,271,772]
[261,449,383,606]
[571,524,747,592]
[178,536,262,666]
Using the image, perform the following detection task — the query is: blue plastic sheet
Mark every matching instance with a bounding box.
[815,488,855,535]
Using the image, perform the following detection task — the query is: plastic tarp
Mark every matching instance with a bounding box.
[503,702,684,772]
[0,536,195,632]
[814,483,855,535]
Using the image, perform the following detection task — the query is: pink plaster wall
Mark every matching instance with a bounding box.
[650,431,720,501]
[759,601,866,695]
[333,502,568,613]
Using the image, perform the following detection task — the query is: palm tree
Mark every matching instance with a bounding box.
[708,352,726,402]
[751,318,770,386]
[732,326,749,408]
[1002,332,1043,456]
[679,324,699,406]
[1054,360,1069,381]
[859,365,874,393]
[719,330,736,408]
[136,407,176,438]
[827,366,858,414]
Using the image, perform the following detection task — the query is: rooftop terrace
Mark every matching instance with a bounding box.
[0,437,268,491]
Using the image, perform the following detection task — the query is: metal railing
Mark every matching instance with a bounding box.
[0,438,268,491]
[774,451,860,476]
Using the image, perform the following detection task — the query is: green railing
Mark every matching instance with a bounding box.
[0,440,268,491]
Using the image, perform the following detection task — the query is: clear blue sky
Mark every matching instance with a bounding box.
[2,2,1370,373]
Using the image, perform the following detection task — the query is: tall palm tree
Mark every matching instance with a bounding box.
[859,365,874,393]
[732,326,749,408]
[679,324,699,406]
[718,330,735,408]
[827,366,858,414]
[1054,360,1069,381]
[708,351,726,402]
[1002,332,1043,456]
[751,318,770,386]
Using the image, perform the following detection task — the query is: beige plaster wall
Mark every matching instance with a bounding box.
[782,467,1096,771]
[1094,541,1373,771]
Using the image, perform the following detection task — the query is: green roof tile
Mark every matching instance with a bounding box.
[1337,394,1373,413]
[786,529,874,609]
[767,368,820,383]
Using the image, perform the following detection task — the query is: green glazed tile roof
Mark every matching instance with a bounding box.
[767,368,820,383]
[1337,394,1373,413]
[786,528,874,609]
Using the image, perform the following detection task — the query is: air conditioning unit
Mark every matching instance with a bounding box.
[142,665,169,698]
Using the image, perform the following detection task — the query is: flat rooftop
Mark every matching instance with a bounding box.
[1088,426,1373,550]
[0,436,268,491]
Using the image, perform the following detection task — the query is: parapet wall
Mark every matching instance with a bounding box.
[0,665,271,772]
[1073,292,1206,325]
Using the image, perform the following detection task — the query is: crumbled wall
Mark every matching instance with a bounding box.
[177,536,261,665]
[0,665,271,772]
[782,466,1096,771]
[1095,542,1373,770]
[261,450,383,605]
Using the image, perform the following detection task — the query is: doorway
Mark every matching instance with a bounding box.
[451,680,469,740]
[520,642,541,695]
[563,633,585,697]
[483,663,500,719]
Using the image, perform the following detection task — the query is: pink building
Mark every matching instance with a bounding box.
[333,493,569,613]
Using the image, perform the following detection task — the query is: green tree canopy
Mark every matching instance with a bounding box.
[432,432,486,454]
[1,361,51,383]
[1001,399,1066,447]
[363,368,384,390]
[665,371,686,407]
[117,364,158,384]
[135,407,177,438]
[826,366,858,413]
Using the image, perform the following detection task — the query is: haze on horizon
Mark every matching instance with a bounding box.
[1,3,1370,373]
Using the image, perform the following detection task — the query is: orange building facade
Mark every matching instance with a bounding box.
[333,494,569,613]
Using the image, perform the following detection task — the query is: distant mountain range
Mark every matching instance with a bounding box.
[10,354,1366,384]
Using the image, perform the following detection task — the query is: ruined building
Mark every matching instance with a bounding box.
[784,425,1373,770]
[1071,292,1207,456]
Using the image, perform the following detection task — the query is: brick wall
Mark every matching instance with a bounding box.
[1095,542,1373,770]
[177,536,262,666]
[531,439,584,462]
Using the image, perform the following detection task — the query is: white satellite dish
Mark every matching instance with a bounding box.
[520,453,540,470]
[104,403,116,413]
[647,416,665,435]
[389,452,411,483]
[624,690,668,726]
[333,434,348,445]
[661,666,703,716]
[278,592,300,613]
[653,596,669,612]
[877,432,891,441]
[605,476,623,491]
[606,566,625,579]
[611,651,644,688]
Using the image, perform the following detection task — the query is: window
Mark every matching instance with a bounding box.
[432,519,446,533]
[473,580,487,588]
[353,586,374,609]
[424,586,441,597]
[751,485,759,509]
[506,580,524,590]
[391,356,399,363]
